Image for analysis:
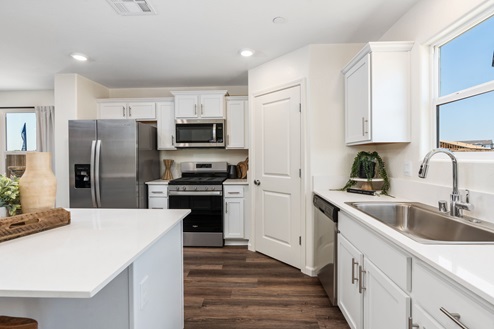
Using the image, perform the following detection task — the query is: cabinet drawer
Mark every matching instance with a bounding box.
[224,186,244,197]
[148,184,168,196]
[148,197,168,209]
[413,260,494,329]
[339,212,411,292]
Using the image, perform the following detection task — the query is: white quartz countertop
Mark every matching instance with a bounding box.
[0,208,189,298]
[313,189,494,306]
[146,179,169,185]
[224,179,248,185]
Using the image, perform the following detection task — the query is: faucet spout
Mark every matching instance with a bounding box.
[418,148,458,195]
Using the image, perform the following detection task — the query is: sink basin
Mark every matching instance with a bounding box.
[346,201,494,244]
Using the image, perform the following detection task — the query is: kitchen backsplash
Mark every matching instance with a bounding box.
[159,149,249,179]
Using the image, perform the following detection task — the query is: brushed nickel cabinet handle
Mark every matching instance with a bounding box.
[358,265,366,294]
[194,104,197,115]
[128,106,132,117]
[440,307,468,329]
[351,258,359,284]
[123,106,126,117]
[201,104,204,115]
[225,202,228,213]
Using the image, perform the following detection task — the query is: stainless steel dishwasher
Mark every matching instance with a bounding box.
[313,194,339,306]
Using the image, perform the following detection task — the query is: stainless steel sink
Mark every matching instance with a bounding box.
[346,201,494,244]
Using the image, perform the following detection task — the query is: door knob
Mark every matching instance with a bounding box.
[253,180,261,186]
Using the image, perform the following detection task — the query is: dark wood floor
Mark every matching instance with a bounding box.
[184,246,350,329]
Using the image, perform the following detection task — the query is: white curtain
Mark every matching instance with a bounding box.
[35,106,55,167]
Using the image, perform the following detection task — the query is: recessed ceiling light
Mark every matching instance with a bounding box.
[272,16,286,24]
[239,49,255,57]
[70,53,88,62]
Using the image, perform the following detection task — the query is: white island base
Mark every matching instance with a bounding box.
[0,209,189,329]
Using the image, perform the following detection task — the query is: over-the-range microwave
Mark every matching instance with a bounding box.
[175,119,225,148]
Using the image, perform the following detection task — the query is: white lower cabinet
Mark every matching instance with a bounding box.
[338,209,494,329]
[338,211,411,329]
[363,258,410,329]
[338,234,364,329]
[223,185,248,240]
[412,260,494,329]
[411,303,445,329]
[147,184,168,209]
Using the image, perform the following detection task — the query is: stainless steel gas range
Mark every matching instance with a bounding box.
[168,162,228,247]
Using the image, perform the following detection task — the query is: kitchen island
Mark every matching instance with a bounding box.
[0,208,190,329]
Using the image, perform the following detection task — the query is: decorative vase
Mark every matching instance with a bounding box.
[19,152,57,213]
[162,159,174,180]
[0,207,7,218]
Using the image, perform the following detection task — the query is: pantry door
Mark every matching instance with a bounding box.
[253,85,302,269]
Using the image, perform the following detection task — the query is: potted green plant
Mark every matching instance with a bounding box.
[0,174,21,216]
[339,151,390,195]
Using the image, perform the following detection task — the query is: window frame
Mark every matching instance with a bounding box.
[429,3,494,159]
[0,107,37,175]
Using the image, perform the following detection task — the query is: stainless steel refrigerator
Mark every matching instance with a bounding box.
[69,120,159,208]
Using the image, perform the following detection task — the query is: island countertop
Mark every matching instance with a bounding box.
[0,208,190,299]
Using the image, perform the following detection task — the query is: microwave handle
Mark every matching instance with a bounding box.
[213,123,216,142]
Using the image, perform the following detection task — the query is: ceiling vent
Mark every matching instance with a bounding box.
[106,0,157,16]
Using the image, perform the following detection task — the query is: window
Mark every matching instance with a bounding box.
[434,13,494,152]
[0,109,37,175]
[6,112,37,151]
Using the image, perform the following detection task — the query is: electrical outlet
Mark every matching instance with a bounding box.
[140,275,150,310]
[404,161,412,177]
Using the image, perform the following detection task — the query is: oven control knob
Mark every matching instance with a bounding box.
[182,186,186,191]
[205,187,209,191]
[194,187,198,191]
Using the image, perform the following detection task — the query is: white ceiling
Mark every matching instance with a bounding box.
[0,0,420,91]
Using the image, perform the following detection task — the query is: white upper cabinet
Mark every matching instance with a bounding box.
[98,101,156,120]
[171,90,227,119]
[226,96,248,149]
[342,42,413,145]
[157,100,176,150]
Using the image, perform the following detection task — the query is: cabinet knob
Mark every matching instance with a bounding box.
[253,180,261,186]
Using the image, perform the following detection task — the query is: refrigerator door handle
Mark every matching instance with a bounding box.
[90,140,98,207]
[94,140,102,208]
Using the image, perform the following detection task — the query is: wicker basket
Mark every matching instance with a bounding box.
[0,208,70,243]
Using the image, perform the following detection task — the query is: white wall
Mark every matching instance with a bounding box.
[54,74,109,207]
[159,149,248,179]
[372,0,494,222]
[0,90,54,107]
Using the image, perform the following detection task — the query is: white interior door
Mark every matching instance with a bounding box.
[254,85,301,269]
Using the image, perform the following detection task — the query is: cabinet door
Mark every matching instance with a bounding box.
[98,103,127,119]
[224,198,244,239]
[338,234,364,329]
[411,303,445,329]
[226,100,246,148]
[175,95,199,118]
[148,197,168,209]
[127,102,156,120]
[200,94,224,118]
[157,102,176,150]
[363,258,410,329]
[345,54,371,144]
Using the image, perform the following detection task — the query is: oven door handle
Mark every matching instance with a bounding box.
[168,191,223,196]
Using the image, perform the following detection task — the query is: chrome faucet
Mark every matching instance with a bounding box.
[418,148,473,217]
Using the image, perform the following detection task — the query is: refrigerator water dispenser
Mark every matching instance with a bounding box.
[74,164,91,188]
